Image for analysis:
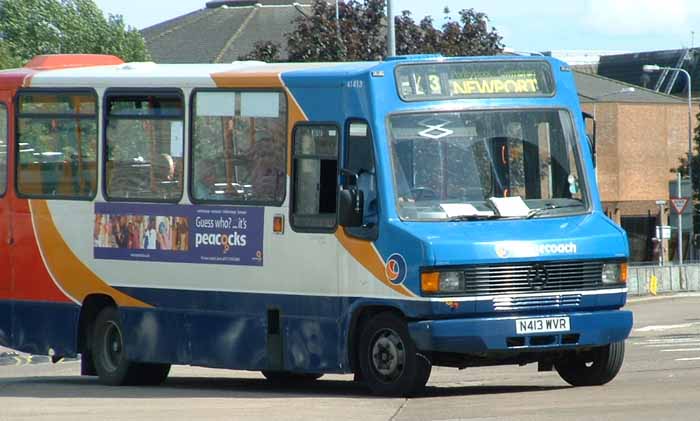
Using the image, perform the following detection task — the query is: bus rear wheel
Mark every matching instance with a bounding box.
[555,341,625,386]
[91,306,170,386]
[358,312,431,397]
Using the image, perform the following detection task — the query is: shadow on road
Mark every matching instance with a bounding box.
[0,375,568,399]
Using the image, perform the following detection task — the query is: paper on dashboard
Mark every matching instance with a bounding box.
[488,196,530,217]
[440,203,495,217]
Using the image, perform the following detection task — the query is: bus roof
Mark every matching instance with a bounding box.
[0,54,568,90]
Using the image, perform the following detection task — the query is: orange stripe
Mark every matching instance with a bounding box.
[30,200,151,308]
[335,228,414,297]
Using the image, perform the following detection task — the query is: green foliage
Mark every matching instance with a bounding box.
[675,110,700,201]
[0,0,149,68]
[242,0,503,62]
[238,41,282,62]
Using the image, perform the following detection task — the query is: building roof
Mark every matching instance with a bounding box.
[575,71,685,104]
[597,48,700,95]
[141,0,311,63]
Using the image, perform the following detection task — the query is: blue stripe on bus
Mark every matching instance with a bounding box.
[0,300,79,357]
[0,288,626,373]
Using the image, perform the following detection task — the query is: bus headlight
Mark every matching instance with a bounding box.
[421,271,464,293]
[439,271,464,292]
[602,262,627,285]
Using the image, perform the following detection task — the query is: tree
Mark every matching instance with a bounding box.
[238,41,281,62]
[0,0,149,68]
[242,0,503,62]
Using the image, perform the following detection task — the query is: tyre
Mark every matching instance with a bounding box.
[555,341,625,386]
[358,312,431,397]
[91,306,170,386]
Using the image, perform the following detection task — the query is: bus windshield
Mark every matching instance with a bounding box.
[388,109,586,220]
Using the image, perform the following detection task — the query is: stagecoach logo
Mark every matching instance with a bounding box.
[385,253,408,285]
[494,242,578,258]
[417,118,454,140]
[527,264,549,291]
[495,245,509,258]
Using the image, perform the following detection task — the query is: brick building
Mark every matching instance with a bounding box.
[576,71,697,262]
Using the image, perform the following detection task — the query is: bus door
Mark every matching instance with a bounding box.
[0,95,11,295]
[338,120,380,294]
[288,123,341,370]
[0,93,11,346]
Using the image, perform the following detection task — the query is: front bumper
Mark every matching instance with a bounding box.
[408,309,633,354]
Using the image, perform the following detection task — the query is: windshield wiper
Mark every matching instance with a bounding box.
[526,203,584,219]
[447,214,500,221]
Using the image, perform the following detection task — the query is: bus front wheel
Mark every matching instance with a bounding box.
[555,341,625,386]
[358,312,431,397]
[91,306,170,386]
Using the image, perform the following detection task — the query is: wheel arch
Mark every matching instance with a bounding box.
[77,294,117,375]
[346,303,406,374]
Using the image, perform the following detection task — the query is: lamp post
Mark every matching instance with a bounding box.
[643,64,692,264]
[387,0,395,56]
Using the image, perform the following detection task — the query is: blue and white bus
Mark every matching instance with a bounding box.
[0,53,632,396]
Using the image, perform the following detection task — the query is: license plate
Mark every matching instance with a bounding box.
[515,317,570,334]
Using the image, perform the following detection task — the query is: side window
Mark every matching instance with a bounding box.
[291,125,338,232]
[345,120,378,231]
[191,90,287,204]
[0,104,7,196]
[16,91,97,199]
[105,92,184,202]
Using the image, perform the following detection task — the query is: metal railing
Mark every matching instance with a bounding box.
[627,263,700,295]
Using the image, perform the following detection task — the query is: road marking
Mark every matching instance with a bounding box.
[633,338,700,345]
[660,348,700,352]
[633,339,700,347]
[675,357,700,361]
[635,322,700,332]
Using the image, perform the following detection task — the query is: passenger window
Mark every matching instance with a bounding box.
[291,125,338,232]
[345,121,378,237]
[0,104,6,196]
[191,91,287,204]
[16,91,97,199]
[105,92,184,202]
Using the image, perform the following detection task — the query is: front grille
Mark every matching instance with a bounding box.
[463,260,604,296]
[493,293,582,311]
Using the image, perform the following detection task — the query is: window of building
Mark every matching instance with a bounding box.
[291,124,338,231]
[191,90,287,204]
[16,91,97,198]
[0,104,7,196]
[104,91,184,202]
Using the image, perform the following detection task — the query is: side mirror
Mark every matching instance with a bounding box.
[582,111,596,167]
[339,188,364,227]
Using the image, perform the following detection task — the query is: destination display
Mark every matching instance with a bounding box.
[396,61,555,100]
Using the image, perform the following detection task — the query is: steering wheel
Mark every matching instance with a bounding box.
[410,186,439,201]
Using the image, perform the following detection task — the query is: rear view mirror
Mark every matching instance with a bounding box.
[338,188,364,227]
[582,112,596,167]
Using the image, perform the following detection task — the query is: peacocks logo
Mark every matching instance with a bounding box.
[385,253,407,285]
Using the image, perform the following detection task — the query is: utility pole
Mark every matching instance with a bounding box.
[387,0,395,57]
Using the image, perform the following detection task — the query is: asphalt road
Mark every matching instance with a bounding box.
[1,295,700,421]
